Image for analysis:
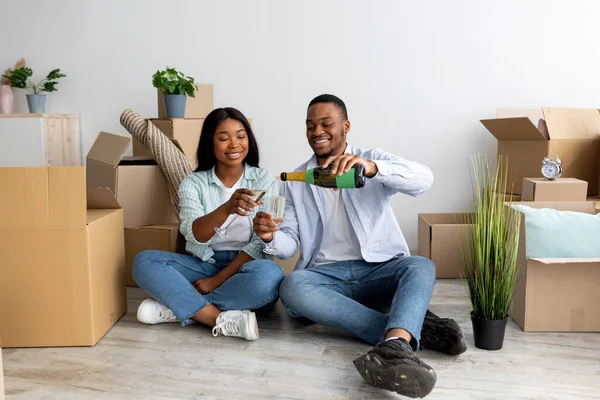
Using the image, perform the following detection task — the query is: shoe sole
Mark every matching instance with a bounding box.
[421,317,467,355]
[244,312,260,340]
[353,353,436,398]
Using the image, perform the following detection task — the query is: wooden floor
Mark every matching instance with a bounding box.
[3,280,600,400]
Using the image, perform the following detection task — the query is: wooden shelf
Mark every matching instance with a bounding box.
[0,113,79,119]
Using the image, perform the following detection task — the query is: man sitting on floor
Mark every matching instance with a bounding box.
[253,94,466,398]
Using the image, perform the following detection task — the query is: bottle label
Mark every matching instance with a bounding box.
[306,168,315,185]
[336,170,357,189]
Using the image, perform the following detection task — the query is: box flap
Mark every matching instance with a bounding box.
[419,213,473,225]
[87,187,122,210]
[542,108,600,140]
[417,215,432,259]
[496,108,543,121]
[151,119,175,137]
[86,132,131,166]
[118,156,157,166]
[530,258,600,264]
[481,117,547,141]
[525,177,587,185]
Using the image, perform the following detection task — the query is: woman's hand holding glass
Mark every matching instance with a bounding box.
[214,188,264,239]
[254,183,286,255]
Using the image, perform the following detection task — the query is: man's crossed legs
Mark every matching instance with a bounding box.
[279,255,466,398]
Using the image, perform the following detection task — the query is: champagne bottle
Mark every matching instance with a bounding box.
[280,164,366,189]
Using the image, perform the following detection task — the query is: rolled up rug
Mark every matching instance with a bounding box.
[119,109,193,217]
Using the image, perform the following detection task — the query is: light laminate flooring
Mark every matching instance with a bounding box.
[3,280,600,399]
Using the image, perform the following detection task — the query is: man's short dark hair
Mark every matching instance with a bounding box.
[308,94,348,120]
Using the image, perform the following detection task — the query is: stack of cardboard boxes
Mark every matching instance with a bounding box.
[0,84,299,349]
[418,107,600,332]
[87,85,297,287]
[0,86,213,348]
[89,85,214,287]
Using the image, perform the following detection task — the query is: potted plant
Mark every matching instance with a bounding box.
[460,154,521,350]
[152,67,198,118]
[2,64,66,113]
[0,58,26,114]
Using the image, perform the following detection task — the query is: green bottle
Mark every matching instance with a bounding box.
[280,164,366,189]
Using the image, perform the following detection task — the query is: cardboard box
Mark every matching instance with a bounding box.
[0,338,4,400]
[498,192,521,202]
[157,83,214,119]
[418,213,473,278]
[587,196,600,214]
[510,201,600,332]
[0,167,127,347]
[132,119,204,170]
[125,223,186,287]
[86,132,178,227]
[275,251,300,276]
[481,108,600,195]
[125,223,299,286]
[522,178,588,201]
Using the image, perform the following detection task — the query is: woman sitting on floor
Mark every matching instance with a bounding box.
[133,107,284,341]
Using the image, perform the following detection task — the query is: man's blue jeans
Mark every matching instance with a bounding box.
[133,250,285,326]
[279,255,435,348]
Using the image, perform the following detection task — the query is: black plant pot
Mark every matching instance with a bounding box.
[471,312,507,350]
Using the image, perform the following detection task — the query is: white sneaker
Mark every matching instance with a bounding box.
[212,310,259,340]
[137,298,179,324]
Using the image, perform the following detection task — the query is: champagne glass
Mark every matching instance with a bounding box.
[262,181,286,255]
[214,189,265,239]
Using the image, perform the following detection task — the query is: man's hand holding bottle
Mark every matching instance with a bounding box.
[321,154,378,178]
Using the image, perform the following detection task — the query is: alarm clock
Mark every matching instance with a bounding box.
[541,155,562,180]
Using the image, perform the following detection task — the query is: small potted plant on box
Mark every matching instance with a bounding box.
[2,64,66,113]
[152,67,198,118]
[460,154,521,350]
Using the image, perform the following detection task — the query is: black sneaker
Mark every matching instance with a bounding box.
[420,310,467,355]
[353,338,437,398]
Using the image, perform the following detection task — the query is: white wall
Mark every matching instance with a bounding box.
[2,0,600,251]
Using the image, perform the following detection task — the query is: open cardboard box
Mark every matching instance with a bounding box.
[87,132,177,227]
[0,167,127,347]
[510,201,600,332]
[481,108,600,195]
[418,213,473,278]
[587,196,600,214]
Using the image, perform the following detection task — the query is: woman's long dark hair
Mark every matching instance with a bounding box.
[194,107,260,172]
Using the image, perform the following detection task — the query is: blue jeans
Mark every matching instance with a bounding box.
[279,255,435,348]
[133,250,285,326]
